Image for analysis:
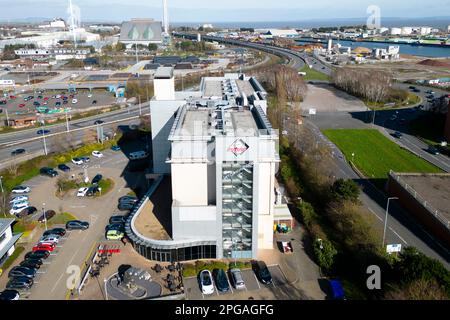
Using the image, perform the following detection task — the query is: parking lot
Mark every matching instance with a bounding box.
[0,146,145,299]
[0,89,117,116]
[183,264,289,300]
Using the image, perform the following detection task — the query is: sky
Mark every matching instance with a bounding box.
[0,0,449,23]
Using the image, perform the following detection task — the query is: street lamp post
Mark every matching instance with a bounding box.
[104,278,108,300]
[65,110,70,132]
[0,176,5,217]
[383,197,398,248]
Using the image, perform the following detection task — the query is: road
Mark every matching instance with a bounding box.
[301,120,450,268]
[0,105,145,168]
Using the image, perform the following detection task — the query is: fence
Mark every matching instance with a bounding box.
[389,171,450,229]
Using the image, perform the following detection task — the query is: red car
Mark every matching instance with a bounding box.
[43,97,49,101]
[18,103,26,107]
[9,95,16,99]
[32,243,55,252]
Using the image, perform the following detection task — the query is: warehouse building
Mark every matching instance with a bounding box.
[125,67,279,261]
[386,172,450,248]
[119,18,162,48]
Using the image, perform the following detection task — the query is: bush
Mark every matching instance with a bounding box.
[298,201,318,229]
[182,263,196,277]
[0,246,25,271]
[229,261,252,270]
[313,238,337,273]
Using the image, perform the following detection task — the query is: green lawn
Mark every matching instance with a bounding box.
[299,65,331,81]
[322,129,442,179]
[48,212,77,226]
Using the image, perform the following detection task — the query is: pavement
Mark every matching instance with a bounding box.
[0,148,139,299]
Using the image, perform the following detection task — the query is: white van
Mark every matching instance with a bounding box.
[129,151,149,160]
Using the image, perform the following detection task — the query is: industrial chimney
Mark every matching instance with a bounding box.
[162,0,169,35]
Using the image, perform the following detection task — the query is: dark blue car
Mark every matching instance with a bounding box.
[58,164,70,172]
[37,129,50,135]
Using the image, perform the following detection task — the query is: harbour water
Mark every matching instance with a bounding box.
[295,38,450,58]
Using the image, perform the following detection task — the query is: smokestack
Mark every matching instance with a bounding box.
[162,0,169,35]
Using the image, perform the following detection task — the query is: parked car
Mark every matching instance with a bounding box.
[94,120,104,125]
[199,270,214,295]
[71,157,84,165]
[77,187,89,197]
[105,223,125,232]
[39,235,60,244]
[109,215,127,224]
[11,185,30,194]
[213,268,230,292]
[8,266,36,279]
[32,243,55,252]
[71,99,78,104]
[66,220,89,230]
[86,186,100,197]
[11,148,26,156]
[6,277,33,290]
[253,260,273,285]
[55,101,61,106]
[92,100,97,104]
[92,174,103,185]
[106,229,124,240]
[40,167,58,177]
[392,131,403,139]
[0,289,20,300]
[58,164,71,172]
[38,210,56,223]
[111,145,121,151]
[427,145,440,155]
[118,201,135,211]
[129,151,149,160]
[10,203,29,215]
[9,195,29,204]
[80,156,90,163]
[25,250,50,260]
[92,151,103,158]
[229,268,246,290]
[328,279,346,300]
[36,129,50,135]
[19,260,41,270]
[42,228,66,237]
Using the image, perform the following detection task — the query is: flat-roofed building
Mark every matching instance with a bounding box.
[119,18,162,47]
[125,67,279,261]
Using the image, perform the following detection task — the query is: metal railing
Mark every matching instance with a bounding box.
[389,171,450,229]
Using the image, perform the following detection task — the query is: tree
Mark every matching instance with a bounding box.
[148,43,158,51]
[313,238,337,274]
[330,179,360,203]
[384,278,448,300]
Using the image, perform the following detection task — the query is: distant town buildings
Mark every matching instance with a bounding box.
[119,18,163,48]
[124,67,280,262]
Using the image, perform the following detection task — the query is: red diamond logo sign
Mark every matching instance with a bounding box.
[228,139,249,156]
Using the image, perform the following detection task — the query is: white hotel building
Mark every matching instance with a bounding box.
[125,67,280,261]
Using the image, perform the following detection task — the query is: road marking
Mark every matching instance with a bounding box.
[388,227,408,245]
[50,272,65,292]
[368,208,383,222]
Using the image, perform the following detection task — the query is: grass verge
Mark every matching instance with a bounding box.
[299,65,331,81]
[0,246,25,272]
[48,212,77,227]
[322,129,442,180]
